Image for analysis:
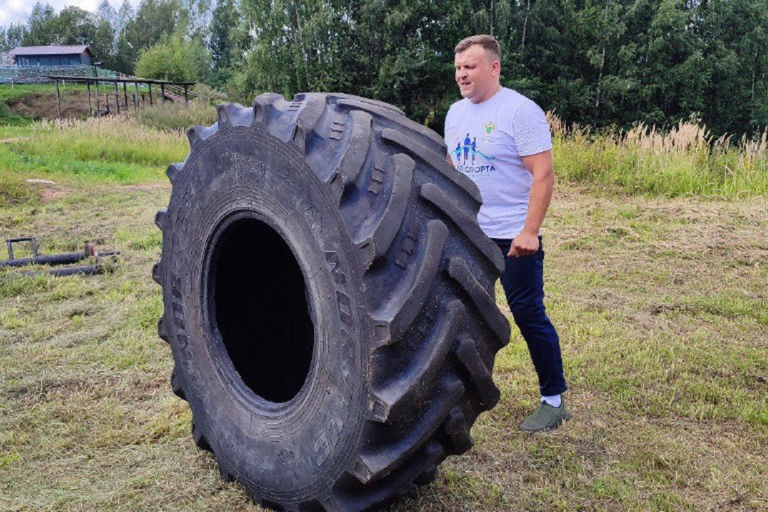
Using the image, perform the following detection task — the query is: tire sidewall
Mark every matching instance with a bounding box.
[162,126,369,500]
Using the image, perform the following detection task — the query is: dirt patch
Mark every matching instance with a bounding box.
[22,179,73,203]
[39,188,71,202]
[6,88,144,120]
[8,91,84,119]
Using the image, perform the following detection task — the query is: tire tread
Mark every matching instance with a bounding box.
[156,93,510,512]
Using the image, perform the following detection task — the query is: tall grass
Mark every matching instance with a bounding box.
[0,116,190,183]
[0,100,215,184]
[11,116,189,166]
[131,98,217,132]
[551,114,768,197]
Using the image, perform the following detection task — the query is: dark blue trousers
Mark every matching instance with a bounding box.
[493,238,567,396]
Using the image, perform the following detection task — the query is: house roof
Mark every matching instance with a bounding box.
[9,45,93,57]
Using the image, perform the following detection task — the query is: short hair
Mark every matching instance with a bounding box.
[454,35,501,62]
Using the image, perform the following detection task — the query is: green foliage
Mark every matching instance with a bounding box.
[53,6,97,45]
[134,34,211,82]
[2,0,768,139]
[88,1,118,70]
[208,0,251,89]
[120,0,182,74]
[209,0,235,71]
[22,2,58,46]
[223,0,768,138]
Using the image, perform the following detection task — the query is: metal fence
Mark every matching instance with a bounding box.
[0,65,117,84]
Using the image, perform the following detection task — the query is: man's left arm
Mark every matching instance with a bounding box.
[508,150,554,257]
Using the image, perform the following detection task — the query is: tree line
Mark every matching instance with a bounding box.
[1,0,766,137]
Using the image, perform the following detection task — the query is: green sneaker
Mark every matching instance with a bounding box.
[520,400,571,432]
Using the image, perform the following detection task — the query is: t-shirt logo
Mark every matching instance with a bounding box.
[453,132,496,174]
[484,122,496,135]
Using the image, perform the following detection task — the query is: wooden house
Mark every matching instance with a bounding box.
[9,45,94,67]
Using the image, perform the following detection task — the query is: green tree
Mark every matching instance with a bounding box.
[0,25,26,51]
[112,0,136,73]
[641,0,707,125]
[134,33,211,82]
[699,0,768,134]
[180,0,213,39]
[90,0,118,69]
[236,0,338,96]
[209,0,237,76]
[117,0,181,74]
[209,0,253,90]
[364,0,471,126]
[23,2,57,46]
[52,6,97,45]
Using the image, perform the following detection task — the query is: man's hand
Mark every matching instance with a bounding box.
[508,231,539,257]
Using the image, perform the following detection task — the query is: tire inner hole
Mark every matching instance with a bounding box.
[211,218,314,403]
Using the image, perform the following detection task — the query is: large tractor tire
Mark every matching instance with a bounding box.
[153,93,510,511]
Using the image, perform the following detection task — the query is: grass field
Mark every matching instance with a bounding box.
[0,106,766,511]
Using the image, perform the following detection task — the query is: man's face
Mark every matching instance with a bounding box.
[454,44,500,104]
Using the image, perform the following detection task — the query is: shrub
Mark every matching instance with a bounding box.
[134,34,211,83]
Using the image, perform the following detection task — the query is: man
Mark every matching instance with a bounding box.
[444,35,570,432]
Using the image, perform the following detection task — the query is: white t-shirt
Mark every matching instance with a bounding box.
[444,88,552,239]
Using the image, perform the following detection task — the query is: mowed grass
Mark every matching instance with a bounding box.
[0,117,766,511]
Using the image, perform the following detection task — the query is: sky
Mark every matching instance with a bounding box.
[0,0,140,27]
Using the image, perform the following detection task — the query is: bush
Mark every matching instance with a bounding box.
[134,34,211,83]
